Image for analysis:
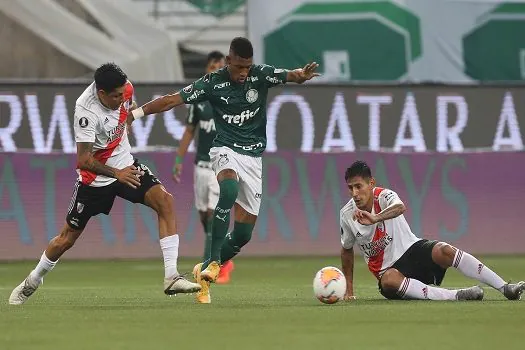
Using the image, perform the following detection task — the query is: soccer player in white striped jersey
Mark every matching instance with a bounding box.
[340,161,525,301]
[9,63,200,305]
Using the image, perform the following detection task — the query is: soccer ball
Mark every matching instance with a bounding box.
[313,266,346,304]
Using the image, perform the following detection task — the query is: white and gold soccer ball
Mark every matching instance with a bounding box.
[313,266,347,304]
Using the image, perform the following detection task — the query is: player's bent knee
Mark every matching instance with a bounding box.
[158,190,174,214]
[148,186,174,216]
[217,169,237,182]
[380,268,404,291]
[218,178,239,204]
[432,242,456,267]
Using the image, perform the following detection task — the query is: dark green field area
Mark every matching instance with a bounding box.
[1,256,524,350]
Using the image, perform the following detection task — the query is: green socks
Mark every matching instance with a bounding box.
[221,221,255,263]
[203,178,239,269]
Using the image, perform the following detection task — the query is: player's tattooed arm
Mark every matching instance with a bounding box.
[286,62,320,84]
[374,203,406,223]
[341,247,356,300]
[76,143,141,188]
[76,142,118,178]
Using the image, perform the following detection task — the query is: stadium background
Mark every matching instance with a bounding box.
[2,2,525,350]
[1,0,524,260]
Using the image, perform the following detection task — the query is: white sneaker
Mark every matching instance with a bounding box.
[9,275,42,305]
[163,274,201,295]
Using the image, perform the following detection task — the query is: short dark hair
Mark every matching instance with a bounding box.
[229,37,253,59]
[207,51,225,64]
[345,161,372,181]
[94,62,127,93]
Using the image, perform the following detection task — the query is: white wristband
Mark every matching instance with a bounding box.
[131,107,144,120]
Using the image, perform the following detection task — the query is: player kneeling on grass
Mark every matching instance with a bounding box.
[340,161,525,301]
[9,63,201,305]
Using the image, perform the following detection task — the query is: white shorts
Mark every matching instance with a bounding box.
[193,162,220,212]
[209,146,262,216]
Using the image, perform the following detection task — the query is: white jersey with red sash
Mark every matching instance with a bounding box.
[340,187,421,279]
[73,81,134,187]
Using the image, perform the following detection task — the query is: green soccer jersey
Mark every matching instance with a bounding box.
[179,65,288,157]
[186,101,216,163]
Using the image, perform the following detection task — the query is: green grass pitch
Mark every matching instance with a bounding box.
[1,256,524,350]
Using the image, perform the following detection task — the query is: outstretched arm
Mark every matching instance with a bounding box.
[286,62,320,84]
[131,93,185,120]
[129,74,211,125]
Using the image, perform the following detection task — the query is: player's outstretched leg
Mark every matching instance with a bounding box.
[432,243,525,300]
[9,224,82,305]
[144,185,201,295]
[380,268,484,301]
[200,171,239,283]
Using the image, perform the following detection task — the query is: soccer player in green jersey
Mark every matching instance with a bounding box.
[172,51,235,289]
[129,37,320,303]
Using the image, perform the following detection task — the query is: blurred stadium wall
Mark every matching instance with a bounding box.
[1,0,524,260]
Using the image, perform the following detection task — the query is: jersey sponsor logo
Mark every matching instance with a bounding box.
[360,234,393,258]
[213,82,230,89]
[233,142,264,151]
[246,76,259,82]
[246,89,259,103]
[266,76,283,84]
[254,192,262,199]
[186,89,205,102]
[222,107,260,126]
[197,103,206,111]
[79,117,89,128]
[183,84,193,93]
[107,122,126,143]
[220,96,230,104]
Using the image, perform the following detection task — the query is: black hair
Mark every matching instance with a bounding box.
[94,62,127,93]
[207,51,225,64]
[229,37,253,59]
[345,161,372,181]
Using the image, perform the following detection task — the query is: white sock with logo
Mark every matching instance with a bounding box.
[397,278,458,300]
[160,234,179,279]
[453,250,506,292]
[29,251,58,281]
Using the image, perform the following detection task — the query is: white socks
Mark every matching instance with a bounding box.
[29,251,58,281]
[160,234,179,279]
[453,250,506,292]
[398,278,458,300]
